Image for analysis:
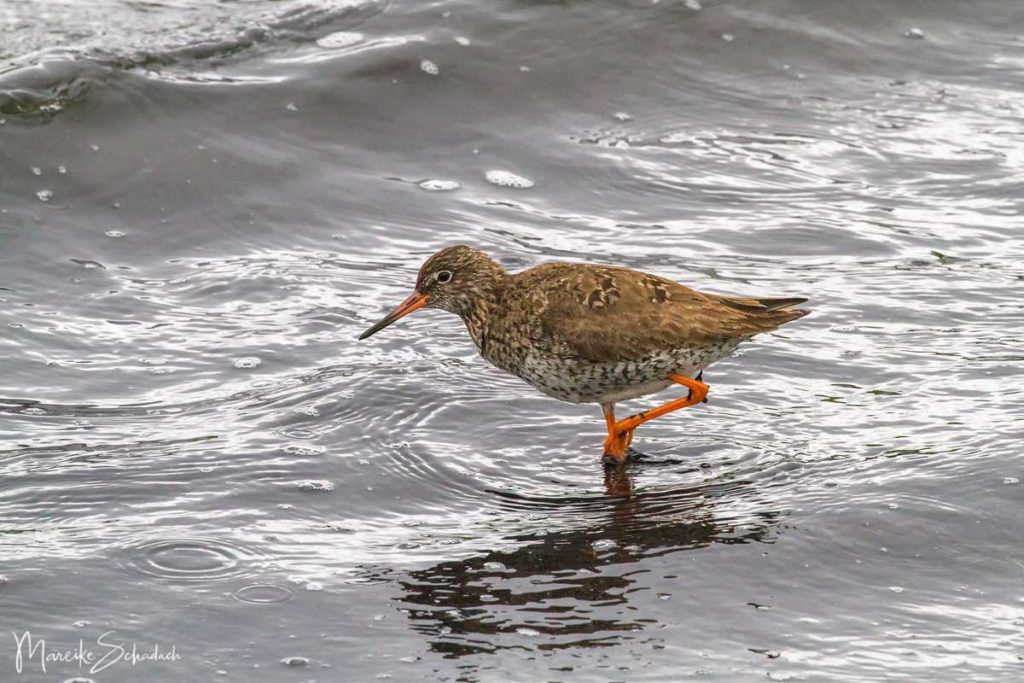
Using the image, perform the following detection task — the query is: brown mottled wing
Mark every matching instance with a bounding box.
[519,263,807,363]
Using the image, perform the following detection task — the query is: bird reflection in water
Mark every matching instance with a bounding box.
[394,467,782,660]
[603,461,637,497]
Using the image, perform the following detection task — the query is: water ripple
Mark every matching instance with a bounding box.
[117,536,270,583]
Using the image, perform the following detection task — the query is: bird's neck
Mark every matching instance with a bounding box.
[459,272,507,353]
[463,302,491,346]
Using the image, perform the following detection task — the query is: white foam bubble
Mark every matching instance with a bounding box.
[485,170,534,189]
[420,59,439,75]
[417,178,461,192]
[285,444,326,456]
[297,480,334,493]
[316,31,364,49]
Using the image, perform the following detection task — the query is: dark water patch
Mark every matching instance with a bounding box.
[0,59,107,119]
[395,490,781,659]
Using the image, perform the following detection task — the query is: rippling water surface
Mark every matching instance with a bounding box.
[2,0,1022,680]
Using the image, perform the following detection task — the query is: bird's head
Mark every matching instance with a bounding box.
[358,245,505,340]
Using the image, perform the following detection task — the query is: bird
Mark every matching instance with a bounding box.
[358,245,808,464]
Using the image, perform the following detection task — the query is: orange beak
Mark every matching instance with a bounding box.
[358,291,429,340]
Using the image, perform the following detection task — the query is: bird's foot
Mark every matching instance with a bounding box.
[689,370,708,403]
[602,428,634,465]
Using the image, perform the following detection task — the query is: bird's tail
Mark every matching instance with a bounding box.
[752,296,808,312]
[711,294,810,330]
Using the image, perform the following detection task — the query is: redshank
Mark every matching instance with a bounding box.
[359,246,808,464]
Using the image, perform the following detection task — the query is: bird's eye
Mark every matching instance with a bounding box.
[436,270,453,284]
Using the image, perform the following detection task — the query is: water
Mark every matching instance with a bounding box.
[1,0,1022,680]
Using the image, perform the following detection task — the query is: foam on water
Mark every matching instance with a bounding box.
[417,178,461,191]
[485,170,534,188]
[316,31,364,49]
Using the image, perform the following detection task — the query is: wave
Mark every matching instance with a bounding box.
[0,0,386,119]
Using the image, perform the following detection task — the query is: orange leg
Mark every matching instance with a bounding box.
[601,374,709,463]
[601,403,633,464]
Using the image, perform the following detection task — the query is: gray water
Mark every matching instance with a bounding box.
[1,0,1023,681]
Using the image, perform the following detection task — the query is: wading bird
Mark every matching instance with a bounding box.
[359,246,807,464]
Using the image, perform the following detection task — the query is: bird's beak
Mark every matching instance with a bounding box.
[358,291,429,340]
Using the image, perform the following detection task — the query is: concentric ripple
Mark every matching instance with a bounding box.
[231,583,296,605]
[117,537,268,583]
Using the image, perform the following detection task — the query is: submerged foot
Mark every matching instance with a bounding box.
[602,427,635,465]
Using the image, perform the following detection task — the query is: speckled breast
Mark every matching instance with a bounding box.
[506,341,741,404]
